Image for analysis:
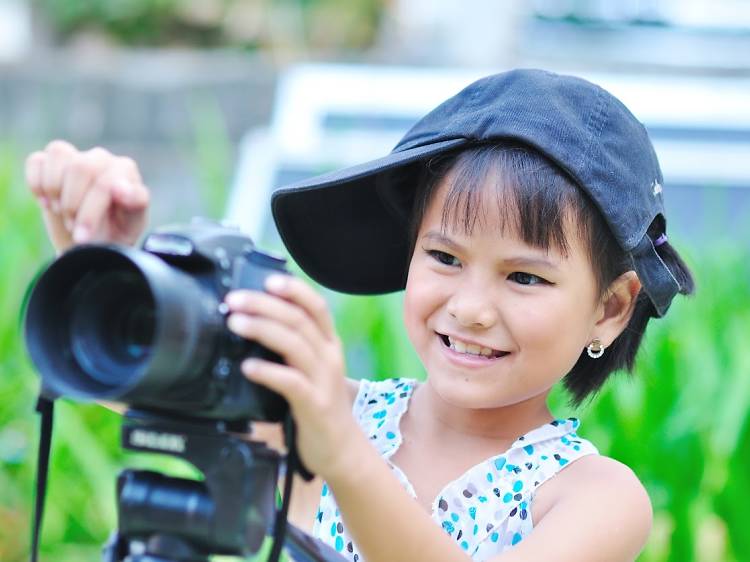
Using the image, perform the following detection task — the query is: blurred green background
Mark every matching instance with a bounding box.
[3,0,750,561]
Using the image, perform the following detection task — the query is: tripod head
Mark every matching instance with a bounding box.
[104,410,279,561]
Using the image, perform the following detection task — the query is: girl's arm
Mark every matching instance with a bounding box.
[324,429,472,562]
[326,439,651,562]
[250,378,361,532]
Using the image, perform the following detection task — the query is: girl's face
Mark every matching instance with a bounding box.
[403,178,604,411]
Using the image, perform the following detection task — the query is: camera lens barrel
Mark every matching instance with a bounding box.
[25,245,222,403]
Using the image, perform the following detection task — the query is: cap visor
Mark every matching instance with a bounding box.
[271,138,467,293]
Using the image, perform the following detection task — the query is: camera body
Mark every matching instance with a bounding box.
[25,220,289,423]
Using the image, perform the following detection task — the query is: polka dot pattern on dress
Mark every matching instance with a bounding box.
[312,378,599,562]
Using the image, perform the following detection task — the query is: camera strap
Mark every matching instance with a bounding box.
[30,395,55,562]
[285,416,314,482]
[267,415,316,562]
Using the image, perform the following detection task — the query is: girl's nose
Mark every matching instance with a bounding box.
[446,290,498,328]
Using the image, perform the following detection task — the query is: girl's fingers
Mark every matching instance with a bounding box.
[72,158,142,243]
[241,359,311,411]
[264,275,336,340]
[60,151,104,231]
[225,290,326,350]
[40,140,76,210]
[74,179,113,243]
[110,155,149,210]
[112,176,150,210]
[25,151,46,203]
[25,141,151,254]
[227,313,320,376]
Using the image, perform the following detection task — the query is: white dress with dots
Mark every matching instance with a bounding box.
[312,378,599,561]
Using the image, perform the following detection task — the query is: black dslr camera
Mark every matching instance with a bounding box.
[25,219,289,422]
[24,220,344,562]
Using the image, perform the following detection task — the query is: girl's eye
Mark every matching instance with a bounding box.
[427,250,460,267]
[509,272,548,286]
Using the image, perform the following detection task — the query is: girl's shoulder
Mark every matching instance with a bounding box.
[502,453,653,561]
[522,453,654,560]
[550,453,646,494]
[533,452,652,530]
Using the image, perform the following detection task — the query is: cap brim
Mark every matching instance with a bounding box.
[271,138,467,294]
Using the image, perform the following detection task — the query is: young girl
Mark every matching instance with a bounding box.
[26,69,694,561]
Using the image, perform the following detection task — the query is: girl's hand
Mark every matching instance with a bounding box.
[25,140,150,254]
[225,275,358,480]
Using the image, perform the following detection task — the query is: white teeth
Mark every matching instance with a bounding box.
[448,336,497,358]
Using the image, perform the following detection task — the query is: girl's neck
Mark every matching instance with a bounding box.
[411,381,555,443]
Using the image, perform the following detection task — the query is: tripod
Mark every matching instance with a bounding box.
[101,410,347,562]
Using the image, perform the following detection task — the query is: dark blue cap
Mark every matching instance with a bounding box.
[271,68,681,317]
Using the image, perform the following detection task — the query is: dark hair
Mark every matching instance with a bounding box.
[408,143,695,407]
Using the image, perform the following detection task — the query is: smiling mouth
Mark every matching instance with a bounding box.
[437,333,509,359]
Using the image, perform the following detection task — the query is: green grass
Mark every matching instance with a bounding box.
[2,138,749,561]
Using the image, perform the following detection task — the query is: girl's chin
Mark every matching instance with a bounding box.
[422,371,512,409]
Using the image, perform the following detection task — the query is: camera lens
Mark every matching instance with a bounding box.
[69,270,156,386]
[25,245,221,402]
[117,304,154,361]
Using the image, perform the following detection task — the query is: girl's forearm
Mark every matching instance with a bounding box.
[325,432,469,562]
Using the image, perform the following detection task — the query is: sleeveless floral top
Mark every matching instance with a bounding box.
[312,378,599,561]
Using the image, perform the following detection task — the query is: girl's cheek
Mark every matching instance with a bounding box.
[402,288,421,336]
[505,294,554,336]
[403,275,434,339]
[519,298,584,364]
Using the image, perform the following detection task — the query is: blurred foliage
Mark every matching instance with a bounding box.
[35,0,385,52]
[187,92,234,220]
[2,137,749,561]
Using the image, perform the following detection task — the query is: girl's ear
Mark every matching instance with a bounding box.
[592,271,642,346]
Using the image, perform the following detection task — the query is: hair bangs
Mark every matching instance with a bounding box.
[437,145,579,260]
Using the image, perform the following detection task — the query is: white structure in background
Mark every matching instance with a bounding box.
[225,64,750,247]
[532,0,750,29]
[382,0,528,66]
[0,0,31,62]
[662,0,750,29]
